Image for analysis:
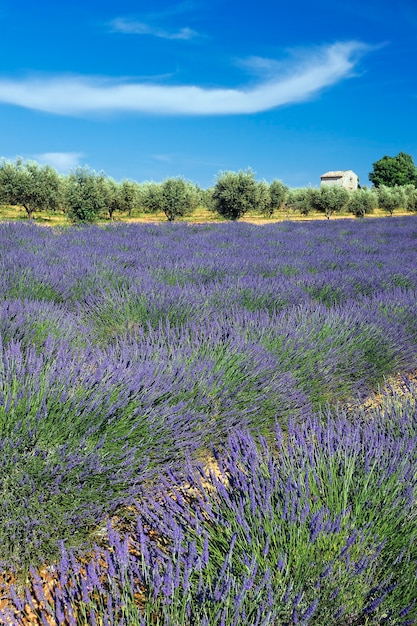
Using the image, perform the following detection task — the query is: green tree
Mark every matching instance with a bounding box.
[57,174,70,216]
[0,158,61,219]
[138,182,163,215]
[255,180,272,217]
[212,169,258,220]
[369,152,417,188]
[102,178,121,221]
[100,178,139,221]
[160,177,199,221]
[376,185,406,216]
[139,178,198,221]
[65,166,108,223]
[284,188,316,216]
[347,188,377,218]
[198,187,215,213]
[269,179,288,215]
[118,179,140,217]
[403,184,417,212]
[313,185,350,219]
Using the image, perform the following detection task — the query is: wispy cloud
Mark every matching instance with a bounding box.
[33,152,85,171]
[0,42,371,117]
[236,56,286,78]
[109,2,202,41]
[110,17,198,40]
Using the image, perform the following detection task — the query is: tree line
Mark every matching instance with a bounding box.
[0,154,417,223]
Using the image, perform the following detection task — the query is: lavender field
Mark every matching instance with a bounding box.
[1,218,417,624]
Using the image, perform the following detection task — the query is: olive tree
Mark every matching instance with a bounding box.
[0,158,61,219]
[347,188,377,218]
[161,178,199,221]
[198,187,215,213]
[212,169,258,220]
[403,184,417,212]
[138,182,163,218]
[65,166,108,223]
[255,181,272,217]
[313,185,349,219]
[99,178,139,221]
[102,178,120,221]
[119,179,140,217]
[139,178,198,221]
[376,185,406,216]
[284,188,316,216]
[269,179,288,215]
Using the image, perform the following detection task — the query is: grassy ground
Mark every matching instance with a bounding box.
[0,203,413,227]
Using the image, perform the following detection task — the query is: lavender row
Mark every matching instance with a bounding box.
[0,322,309,571]
[2,299,417,569]
[1,220,417,319]
[2,380,417,624]
[1,218,417,573]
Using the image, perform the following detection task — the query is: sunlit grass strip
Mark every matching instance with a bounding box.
[0,203,414,226]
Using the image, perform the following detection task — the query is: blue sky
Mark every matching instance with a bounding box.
[0,0,416,188]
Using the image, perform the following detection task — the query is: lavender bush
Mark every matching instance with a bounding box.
[0,217,417,619]
[2,380,417,624]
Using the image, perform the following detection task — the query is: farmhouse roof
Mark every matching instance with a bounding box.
[321,171,347,177]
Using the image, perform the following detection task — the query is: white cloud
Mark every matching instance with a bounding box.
[236,56,286,78]
[33,152,85,171]
[109,1,202,39]
[0,42,370,117]
[110,17,198,40]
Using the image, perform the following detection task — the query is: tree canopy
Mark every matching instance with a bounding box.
[312,186,350,219]
[3,155,417,224]
[284,188,317,216]
[269,180,288,214]
[376,185,406,216]
[369,152,417,188]
[65,166,108,223]
[347,188,377,218]
[0,158,61,219]
[139,178,198,221]
[212,169,258,220]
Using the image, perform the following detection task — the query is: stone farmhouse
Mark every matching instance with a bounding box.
[320,170,359,191]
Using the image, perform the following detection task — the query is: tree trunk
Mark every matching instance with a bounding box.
[24,205,34,219]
